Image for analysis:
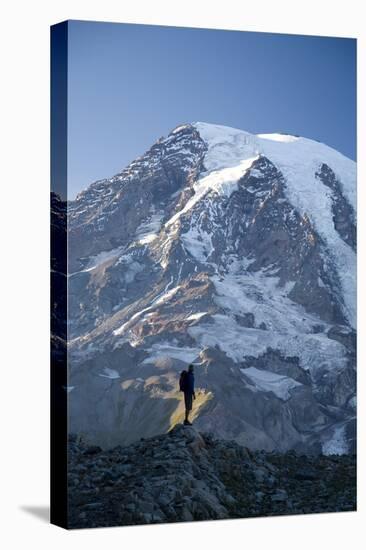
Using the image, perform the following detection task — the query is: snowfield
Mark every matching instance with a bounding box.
[322,424,349,455]
[193,122,356,328]
[188,313,347,374]
[142,342,201,364]
[240,366,302,401]
[98,368,120,380]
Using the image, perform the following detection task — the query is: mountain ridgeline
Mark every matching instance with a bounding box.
[68,425,356,528]
[63,122,356,454]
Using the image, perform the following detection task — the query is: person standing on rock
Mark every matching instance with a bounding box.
[180,364,196,426]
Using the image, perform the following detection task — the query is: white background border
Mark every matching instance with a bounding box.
[1,1,364,548]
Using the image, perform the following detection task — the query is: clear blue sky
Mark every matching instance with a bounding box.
[67,20,356,199]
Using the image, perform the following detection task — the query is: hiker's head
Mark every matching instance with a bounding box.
[188,364,194,373]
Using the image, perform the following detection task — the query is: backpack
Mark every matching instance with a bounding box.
[179,370,188,392]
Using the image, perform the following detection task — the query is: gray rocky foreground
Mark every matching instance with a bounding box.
[67,424,356,529]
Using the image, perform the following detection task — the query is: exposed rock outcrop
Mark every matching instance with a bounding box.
[67,425,356,529]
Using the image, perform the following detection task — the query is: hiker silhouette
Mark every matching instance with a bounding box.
[179,364,196,426]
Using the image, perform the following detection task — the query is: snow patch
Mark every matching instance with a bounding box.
[152,285,180,307]
[135,212,163,245]
[348,395,356,410]
[171,124,190,134]
[143,343,200,363]
[115,252,143,283]
[258,133,300,143]
[75,246,124,273]
[113,278,179,337]
[63,385,75,393]
[240,366,302,400]
[98,368,120,380]
[181,225,214,262]
[322,424,348,455]
[186,312,208,321]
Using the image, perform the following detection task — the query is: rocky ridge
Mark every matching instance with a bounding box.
[68,425,356,529]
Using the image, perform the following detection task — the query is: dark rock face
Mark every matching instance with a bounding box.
[67,426,356,529]
[68,125,207,271]
[316,163,356,251]
[65,123,356,455]
[51,192,67,350]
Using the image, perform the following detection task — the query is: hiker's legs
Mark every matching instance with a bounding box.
[184,392,193,424]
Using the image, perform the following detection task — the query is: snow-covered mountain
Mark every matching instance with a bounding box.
[65,122,356,454]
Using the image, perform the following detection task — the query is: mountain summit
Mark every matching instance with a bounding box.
[66,122,356,453]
